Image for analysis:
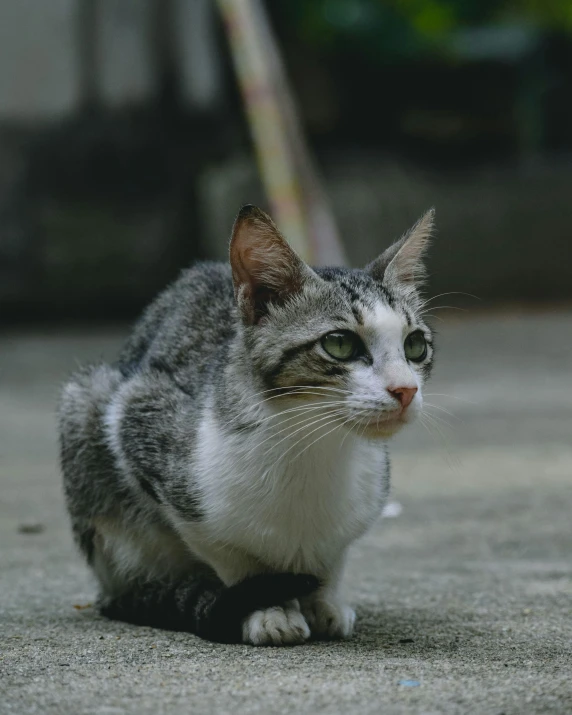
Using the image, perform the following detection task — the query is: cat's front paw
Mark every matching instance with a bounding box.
[302,599,356,640]
[242,601,310,646]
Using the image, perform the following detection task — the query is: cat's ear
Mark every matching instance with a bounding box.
[365,209,434,288]
[230,205,315,324]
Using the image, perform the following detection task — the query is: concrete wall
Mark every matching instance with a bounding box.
[0,0,222,119]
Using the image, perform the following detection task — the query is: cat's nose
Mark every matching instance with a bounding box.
[388,386,418,409]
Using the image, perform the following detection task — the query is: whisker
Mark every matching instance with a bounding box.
[418,414,460,471]
[424,393,478,405]
[288,413,357,463]
[358,413,371,440]
[419,312,444,323]
[243,385,352,402]
[260,400,347,421]
[222,399,348,431]
[256,404,348,437]
[257,408,347,448]
[417,291,481,310]
[421,412,461,469]
[422,410,455,431]
[238,389,351,415]
[418,305,467,317]
[274,414,349,465]
[262,409,348,457]
[424,402,459,420]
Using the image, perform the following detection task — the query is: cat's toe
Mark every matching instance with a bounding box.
[302,600,356,640]
[242,603,310,646]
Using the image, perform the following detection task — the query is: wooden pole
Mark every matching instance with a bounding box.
[216,0,347,266]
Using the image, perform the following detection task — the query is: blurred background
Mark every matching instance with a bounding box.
[1,0,572,323]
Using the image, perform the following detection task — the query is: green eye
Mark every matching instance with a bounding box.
[404,330,428,362]
[321,331,362,361]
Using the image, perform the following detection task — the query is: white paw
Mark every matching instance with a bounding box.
[242,600,310,646]
[302,599,356,640]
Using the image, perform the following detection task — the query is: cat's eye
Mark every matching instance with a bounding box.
[321,331,363,361]
[404,330,427,362]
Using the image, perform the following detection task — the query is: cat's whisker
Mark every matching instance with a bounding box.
[228,393,342,426]
[258,400,348,423]
[246,393,345,416]
[222,400,348,431]
[286,412,357,464]
[339,419,354,449]
[258,407,347,447]
[338,410,371,454]
[359,413,372,440]
[261,409,349,457]
[418,414,439,445]
[241,389,351,415]
[418,305,467,317]
[422,409,455,432]
[294,415,359,463]
[423,402,459,420]
[417,291,481,310]
[419,312,444,323]
[420,411,461,470]
[254,403,348,436]
[250,385,352,396]
[244,385,352,403]
[424,393,478,405]
[273,415,349,467]
[418,415,459,471]
[423,410,459,429]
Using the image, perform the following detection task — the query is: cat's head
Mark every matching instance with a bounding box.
[229,205,434,437]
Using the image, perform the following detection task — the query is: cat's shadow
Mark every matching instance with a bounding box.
[67,602,488,658]
[315,604,479,657]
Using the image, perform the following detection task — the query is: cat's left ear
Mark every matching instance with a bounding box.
[230,204,317,325]
[365,209,434,288]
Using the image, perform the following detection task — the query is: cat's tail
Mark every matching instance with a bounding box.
[99,572,320,643]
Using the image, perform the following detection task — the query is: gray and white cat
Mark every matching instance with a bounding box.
[59,204,435,646]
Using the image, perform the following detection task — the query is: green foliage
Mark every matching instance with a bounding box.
[273,0,572,61]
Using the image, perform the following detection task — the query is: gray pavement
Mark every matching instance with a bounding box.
[1,311,571,714]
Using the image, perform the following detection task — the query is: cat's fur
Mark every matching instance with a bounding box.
[59,205,435,645]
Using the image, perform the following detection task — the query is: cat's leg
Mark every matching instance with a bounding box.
[240,599,310,646]
[183,539,311,646]
[300,554,356,640]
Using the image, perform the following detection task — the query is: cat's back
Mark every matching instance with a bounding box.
[119,261,236,383]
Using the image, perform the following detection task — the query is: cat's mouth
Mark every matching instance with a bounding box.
[346,409,407,437]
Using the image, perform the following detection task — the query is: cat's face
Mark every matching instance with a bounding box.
[230,206,434,438]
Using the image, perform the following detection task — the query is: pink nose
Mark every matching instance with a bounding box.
[388,386,418,409]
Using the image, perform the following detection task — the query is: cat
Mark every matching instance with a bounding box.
[59,204,435,646]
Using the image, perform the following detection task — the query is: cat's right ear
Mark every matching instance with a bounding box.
[365,209,434,289]
[229,205,314,325]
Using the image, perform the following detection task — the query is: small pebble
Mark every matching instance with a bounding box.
[18,522,45,534]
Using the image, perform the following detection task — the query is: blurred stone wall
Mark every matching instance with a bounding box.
[199,153,572,305]
[0,0,226,320]
[1,1,571,321]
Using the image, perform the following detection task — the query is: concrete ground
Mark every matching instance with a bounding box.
[1,311,571,714]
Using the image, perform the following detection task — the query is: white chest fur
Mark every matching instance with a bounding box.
[190,407,389,574]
